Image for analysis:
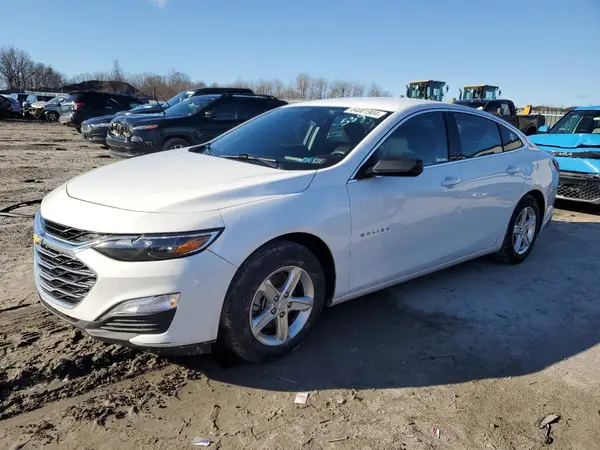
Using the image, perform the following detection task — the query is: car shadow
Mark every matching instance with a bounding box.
[173,218,600,392]
[555,198,600,216]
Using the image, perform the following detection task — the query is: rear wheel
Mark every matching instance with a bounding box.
[162,138,189,151]
[494,194,540,264]
[221,240,326,363]
[46,111,59,122]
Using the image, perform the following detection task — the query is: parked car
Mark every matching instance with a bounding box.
[0,95,14,118]
[22,93,59,117]
[114,87,256,116]
[114,101,170,117]
[529,105,600,204]
[1,94,23,117]
[106,93,286,158]
[60,92,144,131]
[33,98,558,362]
[30,96,67,121]
[81,115,115,145]
[454,99,545,135]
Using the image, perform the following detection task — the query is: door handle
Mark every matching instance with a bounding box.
[441,176,461,187]
[505,165,521,175]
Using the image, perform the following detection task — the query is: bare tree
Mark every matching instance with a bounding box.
[110,60,126,83]
[308,77,327,99]
[271,79,285,98]
[350,83,365,97]
[0,47,34,90]
[295,73,311,99]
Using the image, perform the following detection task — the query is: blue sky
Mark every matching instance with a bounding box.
[3,0,599,106]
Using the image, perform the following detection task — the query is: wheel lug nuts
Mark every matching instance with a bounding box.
[271,308,276,314]
[288,302,292,308]
[279,312,285,318]
[274,296,279,302]
[284,292,289,298]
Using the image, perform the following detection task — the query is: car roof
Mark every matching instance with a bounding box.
[574,105,600,110]
[285,97,439,112]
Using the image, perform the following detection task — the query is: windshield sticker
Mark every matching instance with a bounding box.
[343,107,387,119]
[301,157,327,164]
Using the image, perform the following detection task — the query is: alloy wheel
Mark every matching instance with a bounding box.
[249,266,314,346]
[512,206,536,255]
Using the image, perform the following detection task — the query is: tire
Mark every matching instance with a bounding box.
[46,111,59,122]
[220,240,326,363]
[525,127,536,136]
[162,138,189,151]
[75,127,81,133]
[494,194,541,264]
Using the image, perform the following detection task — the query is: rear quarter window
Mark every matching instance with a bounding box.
[499,125,523,151]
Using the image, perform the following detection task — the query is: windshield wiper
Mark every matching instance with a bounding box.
[219,153,279,169]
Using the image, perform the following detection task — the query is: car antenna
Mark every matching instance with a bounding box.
[153,87,166,116]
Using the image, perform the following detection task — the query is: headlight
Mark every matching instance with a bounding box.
[132,124,159,131]
[90,122,110,128]
[93,229,223,261]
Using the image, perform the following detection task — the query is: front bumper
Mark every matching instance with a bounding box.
[557,171,600,204]
[33,197,237,351]
[106,134,158,158]
[59,113,74,126]
[82,125,109,144]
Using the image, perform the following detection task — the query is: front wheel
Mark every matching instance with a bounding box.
[46,111,59,122]
[162,138,189,151]
[221,240,326,363]
[494,194,541,264]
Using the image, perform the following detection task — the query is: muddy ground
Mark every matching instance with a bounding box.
[0,120,599,450]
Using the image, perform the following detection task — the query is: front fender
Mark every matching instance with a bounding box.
[212,186,351,299]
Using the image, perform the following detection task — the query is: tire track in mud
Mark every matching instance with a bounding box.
[0,309,171,420]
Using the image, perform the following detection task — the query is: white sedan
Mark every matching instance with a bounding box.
[33,98,558,362]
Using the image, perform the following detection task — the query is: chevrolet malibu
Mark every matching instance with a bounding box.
[33,98,558,363]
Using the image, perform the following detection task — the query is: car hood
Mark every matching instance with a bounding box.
[529,133,600,150]
[31,101,48,108]
[115,106,164,116]
[83,114,116,125]
[112,113,171,126]
[66,149,316,213]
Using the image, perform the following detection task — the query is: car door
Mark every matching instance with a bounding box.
[346,111,466,292]
[200,98,242,141]
[448,112,526,253]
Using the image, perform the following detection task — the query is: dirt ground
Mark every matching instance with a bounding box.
[0,120,599,450]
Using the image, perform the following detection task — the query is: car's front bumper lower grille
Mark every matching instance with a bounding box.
[557,171,600,202]
[34,242,96,308]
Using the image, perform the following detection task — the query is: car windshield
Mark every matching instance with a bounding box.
[164,95,218,117]
[48,97,63,104]
[194,105,391,170]
[166,90,197,106]
[549,110,600,134]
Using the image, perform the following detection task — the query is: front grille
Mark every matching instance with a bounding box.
[99,310,176,334]
[557,179,600,201]
[35,243,97,307]
[43,219,101,244]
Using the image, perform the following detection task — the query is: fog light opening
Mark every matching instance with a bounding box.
[103,293,180,318]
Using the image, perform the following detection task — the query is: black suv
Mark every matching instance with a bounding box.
[114,87,255,117]
[106,94,286,158]
[59,92,144,131]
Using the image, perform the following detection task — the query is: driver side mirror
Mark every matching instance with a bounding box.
[537,125,550,134]
[358,156,423,179]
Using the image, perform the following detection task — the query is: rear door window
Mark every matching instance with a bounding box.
[205,99,238,121]
[452,112,503,158]
[236,99,272,120]
[499,125,523,152]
